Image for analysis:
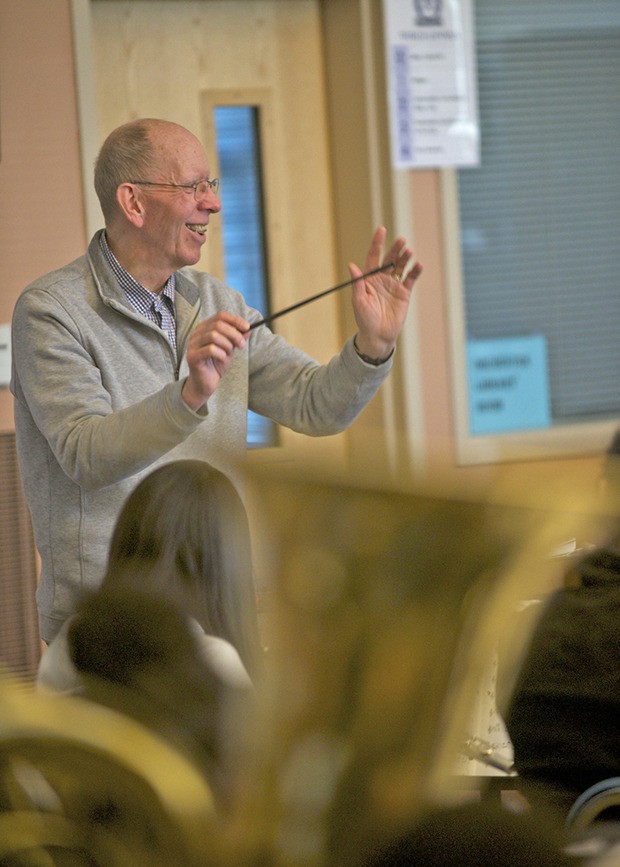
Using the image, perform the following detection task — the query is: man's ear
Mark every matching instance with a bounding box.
[116,182,146,227]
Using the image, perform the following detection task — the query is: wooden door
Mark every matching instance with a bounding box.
[90,0,347,467]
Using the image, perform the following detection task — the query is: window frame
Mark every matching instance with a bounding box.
[444,165,619,466]
[443,2,620,467]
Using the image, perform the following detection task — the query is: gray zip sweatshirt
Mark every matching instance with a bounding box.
[11,231,393,641]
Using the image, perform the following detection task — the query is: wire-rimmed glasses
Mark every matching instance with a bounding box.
[128,177,220,201]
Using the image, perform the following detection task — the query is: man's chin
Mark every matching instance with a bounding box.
[178,248,204,269]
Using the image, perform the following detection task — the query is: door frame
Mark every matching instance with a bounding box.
[69,0,426,480]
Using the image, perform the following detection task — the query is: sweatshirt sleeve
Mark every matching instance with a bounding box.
[246,324,393,436]
[11,284,208,490]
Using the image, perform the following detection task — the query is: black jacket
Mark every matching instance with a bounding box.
[504,547,620,815]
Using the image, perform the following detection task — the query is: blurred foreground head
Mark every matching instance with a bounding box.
[363,801,573,867]
[68,584,222,774]
[105,459,262,678]
[600,429,620,506]
[68,582,254,810]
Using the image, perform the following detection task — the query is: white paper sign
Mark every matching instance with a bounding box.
[383,0,480,169]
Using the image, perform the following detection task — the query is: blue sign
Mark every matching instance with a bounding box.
[467,335,551,435]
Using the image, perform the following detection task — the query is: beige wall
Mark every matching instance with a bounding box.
[0,0,602,495]
[0,0,87,432]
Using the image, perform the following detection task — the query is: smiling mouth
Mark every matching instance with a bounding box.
[187,224,208,235]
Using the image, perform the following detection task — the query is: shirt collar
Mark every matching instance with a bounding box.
[99,231,176,308]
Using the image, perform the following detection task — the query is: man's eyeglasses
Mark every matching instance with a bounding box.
[128,177,220,201]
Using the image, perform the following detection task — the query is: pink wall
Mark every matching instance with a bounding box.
[0,0,87,431]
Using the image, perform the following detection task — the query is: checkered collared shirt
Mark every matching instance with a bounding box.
[99,232,177,353]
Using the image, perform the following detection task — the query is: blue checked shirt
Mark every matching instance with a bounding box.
[100,232,177,353]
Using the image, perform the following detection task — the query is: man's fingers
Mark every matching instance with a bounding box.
[190,315,249,353]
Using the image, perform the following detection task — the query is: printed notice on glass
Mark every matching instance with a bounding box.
[467,336,551,436]
[383,0,480,169]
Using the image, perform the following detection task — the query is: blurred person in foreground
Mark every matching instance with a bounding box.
[67,581,249,811]
[502,432,620,819]
[364,800,577,867]
[38,460,262,694]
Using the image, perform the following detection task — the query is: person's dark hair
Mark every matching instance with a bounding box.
[364,801,573,867]
[67,583,227,799]
[602,428,620,494]
[94,118,160,222]
[104,460,262,679]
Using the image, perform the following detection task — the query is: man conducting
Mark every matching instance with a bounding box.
[11,118,422,643]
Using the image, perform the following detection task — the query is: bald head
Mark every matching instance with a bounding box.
[94,118,201,223]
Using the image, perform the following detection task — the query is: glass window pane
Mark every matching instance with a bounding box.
[457,1,620,435]
[214,105,277,448]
